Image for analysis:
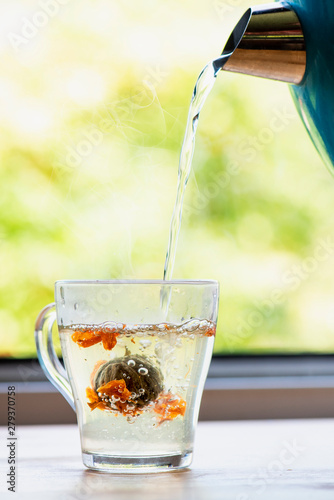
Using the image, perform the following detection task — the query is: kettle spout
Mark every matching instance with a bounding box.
[217,1,306,85]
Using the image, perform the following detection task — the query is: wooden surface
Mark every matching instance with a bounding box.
[1,420,334,499]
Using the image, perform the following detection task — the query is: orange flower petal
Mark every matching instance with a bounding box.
[205,326,216,337]
[71,329,119,351]
[154,392,186,422]
[86,387,110,411]
[97,379,131,401]
[71,330,102,348]
[86,387,102,411]
[86,379,141,416]
[86,386,99,403]
[101,332,118,351]
[87,400,100,410]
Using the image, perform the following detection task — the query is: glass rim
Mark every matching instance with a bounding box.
[55,279,218,286]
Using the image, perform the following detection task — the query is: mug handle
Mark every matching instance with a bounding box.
[34,303,75,411]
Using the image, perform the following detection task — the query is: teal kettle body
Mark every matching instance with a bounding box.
[220,0,334,170]
[289,0,334,169]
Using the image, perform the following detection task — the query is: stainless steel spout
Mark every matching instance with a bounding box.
[219,2,306,85]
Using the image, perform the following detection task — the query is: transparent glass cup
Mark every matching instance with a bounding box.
[35,280,219,472]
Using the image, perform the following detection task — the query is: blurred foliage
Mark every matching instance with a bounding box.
[1,0,334,357]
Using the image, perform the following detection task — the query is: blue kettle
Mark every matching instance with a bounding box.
[220,1,334,170]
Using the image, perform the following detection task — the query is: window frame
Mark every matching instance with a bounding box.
[1,354,334,424]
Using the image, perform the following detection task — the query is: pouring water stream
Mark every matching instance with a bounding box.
[161,54,230,312]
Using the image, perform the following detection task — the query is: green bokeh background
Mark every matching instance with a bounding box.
[2,0,334,357]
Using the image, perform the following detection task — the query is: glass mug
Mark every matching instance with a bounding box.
[35,280,219,472]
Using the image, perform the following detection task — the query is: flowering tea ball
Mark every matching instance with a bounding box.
[94,355,163,408]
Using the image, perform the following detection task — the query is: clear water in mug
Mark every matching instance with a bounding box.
[59,320,214,464]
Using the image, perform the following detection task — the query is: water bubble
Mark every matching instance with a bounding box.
[186,319,200,332]
[103,321,115,331]
[98,392,102,397]
[138,324,148,332]
[139,339,152,349]
[138,388,145,395]
[138,367,148,376]
[127,359,136,367]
